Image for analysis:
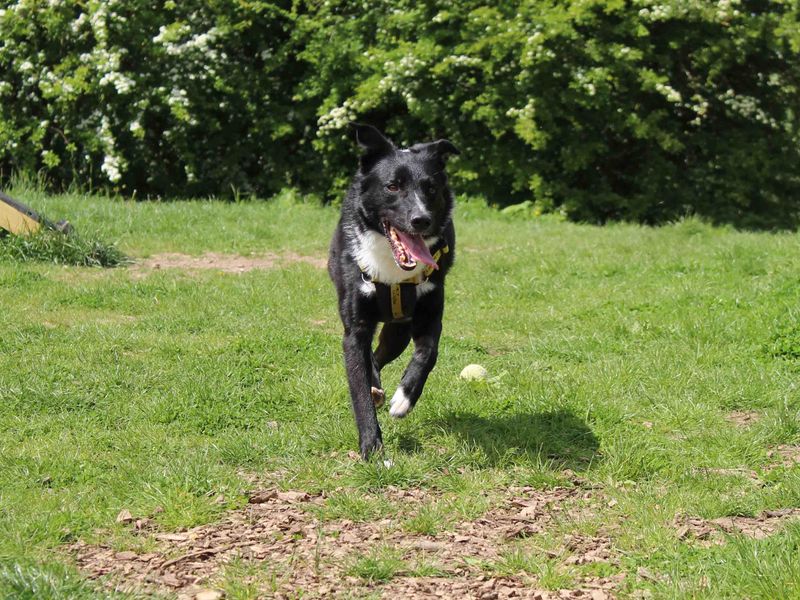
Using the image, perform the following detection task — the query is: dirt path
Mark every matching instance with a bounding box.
[70,485,622,599]
[68,458,800,599]
[132,252,326,274]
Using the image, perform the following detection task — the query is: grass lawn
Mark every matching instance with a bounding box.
[1,185,799,599]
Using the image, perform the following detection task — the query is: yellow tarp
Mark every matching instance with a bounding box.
[0,196,41,234]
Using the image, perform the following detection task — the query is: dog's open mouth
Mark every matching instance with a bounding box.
[382,220,438,272]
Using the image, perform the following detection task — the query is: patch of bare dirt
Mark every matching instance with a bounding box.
[724,410,760,428]
[767,445,800,469]
[688,467,763,485]
[674,508,800,544]
[688,445,800,484]
[378,575,622,600]
[133,251,326,274]
[69,485,623,599]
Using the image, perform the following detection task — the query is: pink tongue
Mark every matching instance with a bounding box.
[396,230,438,269]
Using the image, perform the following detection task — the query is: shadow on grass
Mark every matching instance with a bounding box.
[424,409,600,470]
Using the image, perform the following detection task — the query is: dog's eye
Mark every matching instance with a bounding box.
[386,183,399,193]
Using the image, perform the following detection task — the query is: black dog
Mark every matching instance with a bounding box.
[328,124,460,459]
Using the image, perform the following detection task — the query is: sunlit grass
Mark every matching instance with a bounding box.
[0,227,127,267]
[1,186,799,598]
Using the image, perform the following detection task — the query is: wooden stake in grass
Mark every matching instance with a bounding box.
[0,190,42,235]
[0,189,126,267]
[0,189,73,235]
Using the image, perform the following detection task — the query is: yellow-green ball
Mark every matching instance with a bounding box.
[460,364,488,381]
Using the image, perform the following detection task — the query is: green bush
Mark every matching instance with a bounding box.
[1,1,798,227]
[0,0,306,198]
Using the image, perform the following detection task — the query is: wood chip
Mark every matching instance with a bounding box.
[276,490,310,503]
[155,533,189,542]
[115,509,134,524]
[161,572,182,587]
[247,490,277,504]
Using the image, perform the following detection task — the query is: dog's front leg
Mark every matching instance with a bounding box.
[389,296,443,419]
[343,321,382,458]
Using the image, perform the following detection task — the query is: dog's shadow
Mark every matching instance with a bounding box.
[399,409,600,470]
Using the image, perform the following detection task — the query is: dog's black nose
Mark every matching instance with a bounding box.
[410,214,432,232]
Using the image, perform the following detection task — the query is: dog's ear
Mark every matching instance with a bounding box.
[353,123,393,155]
[352,123,394,171]
[428,139,461,159]
[433,139,460,158]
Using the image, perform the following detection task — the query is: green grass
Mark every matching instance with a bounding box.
[491,548,577,589]
[0,227,127,267]
[1,185,799,597]
[347,547,406,582]
[0,561,135,600]
[214,557,283,600]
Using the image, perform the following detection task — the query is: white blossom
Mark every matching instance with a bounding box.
[100,71,134,94]
[101,154,122,182]
[656,82,682,103]
[318,102,356,134]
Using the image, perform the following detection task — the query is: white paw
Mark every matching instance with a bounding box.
[389,388,412,418]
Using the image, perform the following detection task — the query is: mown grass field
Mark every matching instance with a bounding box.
[1,186,799,599]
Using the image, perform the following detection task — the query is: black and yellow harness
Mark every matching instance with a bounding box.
[360,241,449,323]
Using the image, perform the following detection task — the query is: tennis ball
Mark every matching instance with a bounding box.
[460,364,488,381]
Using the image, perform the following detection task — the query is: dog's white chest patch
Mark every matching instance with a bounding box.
[351,230,438,285]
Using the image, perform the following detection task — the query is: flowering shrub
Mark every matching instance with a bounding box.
[301,0,800,227]
[1,0,798,226]
[0,0,305,197]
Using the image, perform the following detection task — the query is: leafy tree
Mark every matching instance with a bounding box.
[1,0,798,227]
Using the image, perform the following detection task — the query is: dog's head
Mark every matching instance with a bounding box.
[352,123,460,271]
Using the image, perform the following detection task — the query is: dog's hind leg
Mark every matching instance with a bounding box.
[369,354,385,408]
[371,323,412,407]
[375,322,413,369]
